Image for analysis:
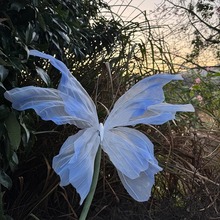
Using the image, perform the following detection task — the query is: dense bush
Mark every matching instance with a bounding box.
[158,70,220,219]
[0,0,155,219]
[1,0,220,219]
[0,0,131,219]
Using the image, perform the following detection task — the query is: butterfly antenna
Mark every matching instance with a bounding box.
[104,62,114,99]
[98,101,110,116]
[94,74,100,106]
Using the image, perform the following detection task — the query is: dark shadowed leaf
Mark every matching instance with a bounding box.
[5,112,21,150]
[25,23,36,44]
[0,169,12,189]
[10,1,26,12]
[36,66,51,86]
[0,123,5,139]
[0,105,10,121]
[9,152,19,170]
[0,65,8,81]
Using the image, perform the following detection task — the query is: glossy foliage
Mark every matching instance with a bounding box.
[0,1,125,218]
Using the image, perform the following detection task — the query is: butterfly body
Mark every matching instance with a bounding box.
[99,123,104,142]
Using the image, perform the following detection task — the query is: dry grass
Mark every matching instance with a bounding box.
[4,121,220,219]
[4,73,220,220]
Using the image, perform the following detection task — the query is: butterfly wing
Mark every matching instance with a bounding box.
[102,126,162,201]
[4,50,101,203]
[117,163,160,202]
[102,74,194,201]
[5,86,90,128]
[4,50,99,129]
[29,50,99,128]
[104,74,194,129]
[53,127,100,204]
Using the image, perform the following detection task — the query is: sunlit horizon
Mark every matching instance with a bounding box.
[104,0,219,69]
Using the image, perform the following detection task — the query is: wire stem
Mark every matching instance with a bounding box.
[79,146,102,220]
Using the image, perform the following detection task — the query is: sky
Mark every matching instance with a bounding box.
[107,0,163,11]
[104,0,219,67]
[105,0,164,21]
[129,0,163,11]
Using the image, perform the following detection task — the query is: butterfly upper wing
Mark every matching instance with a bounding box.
[53,127,100,204]
[133,103,194,125]
[5,50,99,129]
[104,74,194,129]
[28,50,99,128]
[4,86,91,128]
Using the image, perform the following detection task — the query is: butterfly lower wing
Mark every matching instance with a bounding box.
[117,163,161,202]
[53,127,100,204]
[102,127,161,179]
[102,126,161,201]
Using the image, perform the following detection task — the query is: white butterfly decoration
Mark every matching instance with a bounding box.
[4,50,195,204]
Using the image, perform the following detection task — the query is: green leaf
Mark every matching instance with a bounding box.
[9,152,19,170]
[0,170,12,189]
[38,13,46,31]
[36,67,51,86]
[0,123,5,139]
[0,65,8,82]
[0,57,9,66]
[8,57,23,71]
[5,112,21,150]
[25,23,36,45]
[0,105,10,121]
[10,1,26,12]
[4,215,14,220]
[57,30,70,44]
[20,121,30,143]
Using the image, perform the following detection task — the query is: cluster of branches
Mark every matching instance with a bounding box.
[0,1,173,219]
[168,0,220,62]
[149,0,220,70]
